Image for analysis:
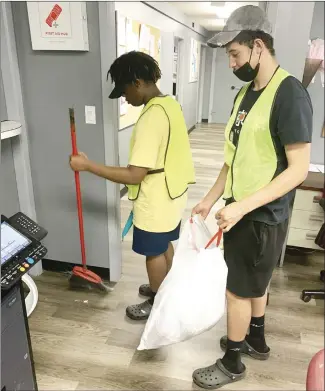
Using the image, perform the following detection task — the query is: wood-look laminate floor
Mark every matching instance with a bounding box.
[30,123,324,390]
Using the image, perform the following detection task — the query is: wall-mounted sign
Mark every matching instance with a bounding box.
[27,2,89,51]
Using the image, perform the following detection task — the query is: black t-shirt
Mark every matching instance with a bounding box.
[226,75,313,225]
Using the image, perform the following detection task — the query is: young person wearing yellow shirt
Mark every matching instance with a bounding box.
[70,51,195,320]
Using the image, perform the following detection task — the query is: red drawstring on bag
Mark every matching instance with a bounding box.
[190,217,223,250]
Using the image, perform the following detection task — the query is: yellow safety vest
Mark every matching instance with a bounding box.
[224,67,290,201]
[127,96,195,200]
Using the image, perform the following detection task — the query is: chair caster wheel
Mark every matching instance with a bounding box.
[301,293,312,303]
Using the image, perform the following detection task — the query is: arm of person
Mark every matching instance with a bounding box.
[70,152,149,185]
[241,143,310,213]
[192,92,241,218]
[217,143,310,231]
[70,105,167,185]
[87,161,148,185]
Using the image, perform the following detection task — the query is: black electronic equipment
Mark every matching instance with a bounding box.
[9,212,48,241]
[1,212,47,391]
[1,215,47,290]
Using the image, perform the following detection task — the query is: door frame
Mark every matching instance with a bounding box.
[208,48,217,123]
[175,37,185,107]
[196,44,207,123]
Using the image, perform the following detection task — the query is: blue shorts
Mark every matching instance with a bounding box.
[132,222,181,257]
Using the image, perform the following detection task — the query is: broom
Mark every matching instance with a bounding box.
[68,108,113,293]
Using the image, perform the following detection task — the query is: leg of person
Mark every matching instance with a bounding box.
[221,219,288,361]
[146,253,167,303]
[245,292,269,354]
[221,290,251,374]
[165,241,174,272]
[244,219,289,357]
[128,224,180,320]
[193,219,260,389]
[139,224,180,297]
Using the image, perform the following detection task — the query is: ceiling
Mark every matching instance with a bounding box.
[170,2,263,32]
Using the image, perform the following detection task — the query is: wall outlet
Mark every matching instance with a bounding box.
[85,105,96,124]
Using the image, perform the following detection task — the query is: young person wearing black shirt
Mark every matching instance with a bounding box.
[192,5,312,389]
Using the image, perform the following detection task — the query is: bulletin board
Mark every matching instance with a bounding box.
[116,12,161,130]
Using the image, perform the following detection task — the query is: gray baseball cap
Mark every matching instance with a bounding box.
[207,5,272,48]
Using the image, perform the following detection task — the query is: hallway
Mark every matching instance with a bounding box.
[30,124,324,390]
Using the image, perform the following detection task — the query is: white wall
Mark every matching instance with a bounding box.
[114,1,209,175]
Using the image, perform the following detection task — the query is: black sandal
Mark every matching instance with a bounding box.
[139,284,152,297]
[126,300,152,320]
[192,359,246,389]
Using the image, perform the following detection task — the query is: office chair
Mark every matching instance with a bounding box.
[301,197,325,303]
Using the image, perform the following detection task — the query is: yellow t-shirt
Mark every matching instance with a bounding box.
[128,104,187,233]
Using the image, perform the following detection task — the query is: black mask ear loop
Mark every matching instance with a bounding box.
[249,48,262,65]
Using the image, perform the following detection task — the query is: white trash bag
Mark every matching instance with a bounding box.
[137,215,228,350]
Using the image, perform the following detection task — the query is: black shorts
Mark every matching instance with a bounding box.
[223,219,288,298]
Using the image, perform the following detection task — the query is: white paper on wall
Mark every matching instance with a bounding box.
[139,24,150,50]
[118,45,126,57]
[120,97,128,116]
[149,35,155,57]
[127,33,139,52]
[118,15,126,46]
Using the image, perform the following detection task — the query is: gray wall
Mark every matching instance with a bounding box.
[0,71,7,120]
[1,139,20,217]
[11,2,114,268]
[308,1,324,164]
[1,68,20,217]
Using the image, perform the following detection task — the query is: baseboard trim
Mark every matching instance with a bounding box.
[41,258,111,280]
[188,125,196,134]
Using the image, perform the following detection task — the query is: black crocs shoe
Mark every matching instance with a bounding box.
[192,359,246,389]
[126,300,152,320]
[220,335,270,361]
[139,283,152,297]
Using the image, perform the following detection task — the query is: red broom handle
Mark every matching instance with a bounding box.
[69,109,87,269]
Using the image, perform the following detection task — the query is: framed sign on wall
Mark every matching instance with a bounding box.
[27,2,89,51]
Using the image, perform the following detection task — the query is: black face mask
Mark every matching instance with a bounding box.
[233,50,261,82]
